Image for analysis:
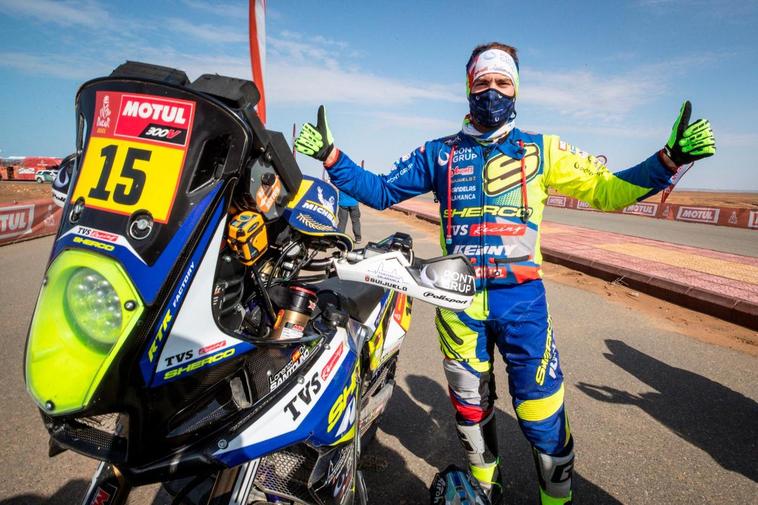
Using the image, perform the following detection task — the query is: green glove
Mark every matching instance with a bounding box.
[295,105,335,161]
[664,100,716,166]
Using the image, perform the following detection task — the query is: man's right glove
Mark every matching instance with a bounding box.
[663,100,716,166]
[294,105,334,162]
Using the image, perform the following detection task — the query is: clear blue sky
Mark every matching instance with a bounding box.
[1,0,756,190]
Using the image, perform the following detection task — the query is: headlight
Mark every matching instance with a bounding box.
[65,268,123,350]
[25,249,144,415]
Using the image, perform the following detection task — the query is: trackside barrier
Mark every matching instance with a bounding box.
[546,194,757,230]
[0,198,61,246]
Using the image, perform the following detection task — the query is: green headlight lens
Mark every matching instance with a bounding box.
[25,249,143,414]
[65,268,123,349]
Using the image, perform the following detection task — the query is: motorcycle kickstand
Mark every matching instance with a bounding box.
[355,470,369,505]
[81,461,133,505]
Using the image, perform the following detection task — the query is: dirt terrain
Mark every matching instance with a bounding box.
[643,190,758,208]
[548,187,758,209]
[0,181,54,204]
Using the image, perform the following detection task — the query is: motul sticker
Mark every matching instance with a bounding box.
[0,204,34,239]
[622,202,658,217]
[676,206,719,224]
[115,94,194,146]
[547,195,567,207]
[576,200,596,211]
[748,210,758,229]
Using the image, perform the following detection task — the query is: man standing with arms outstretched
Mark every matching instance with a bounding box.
[295,42,715,504]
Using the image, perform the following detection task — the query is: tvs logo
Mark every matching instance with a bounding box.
[483,143,540,196]
[676,206,719,224]
[75,226,119,243]
[622,203,658,217]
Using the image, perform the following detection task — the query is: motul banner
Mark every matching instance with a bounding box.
[622,202,658,217]
[675,206,720,224]
[0,198,61,246]
[546,194,757,230]
[546,195,567,207]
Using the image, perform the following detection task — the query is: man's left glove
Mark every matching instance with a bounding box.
[295,105,335,162]
[663,100,716,166]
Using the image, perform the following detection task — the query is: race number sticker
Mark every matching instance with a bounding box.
[72,92,195,223]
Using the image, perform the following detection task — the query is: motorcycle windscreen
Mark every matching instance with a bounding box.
[52,78,254,304]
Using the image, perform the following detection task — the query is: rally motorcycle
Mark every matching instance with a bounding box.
[23,62,476,505]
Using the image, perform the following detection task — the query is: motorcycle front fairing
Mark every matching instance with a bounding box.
[24,62,304,476]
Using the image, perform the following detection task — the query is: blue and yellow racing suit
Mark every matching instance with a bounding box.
[325,127,671,490]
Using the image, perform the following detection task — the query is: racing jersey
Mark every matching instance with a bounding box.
[326,128,672,288]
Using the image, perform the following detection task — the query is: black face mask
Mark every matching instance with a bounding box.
[468,88,516,129]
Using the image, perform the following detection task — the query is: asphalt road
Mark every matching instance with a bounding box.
[1,208,756,504]
[543,206,757,257]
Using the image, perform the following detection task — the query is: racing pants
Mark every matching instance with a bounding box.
[435,280,572,483]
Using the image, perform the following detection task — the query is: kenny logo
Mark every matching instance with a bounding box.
[452,244,507,255]
[283,372,322,421]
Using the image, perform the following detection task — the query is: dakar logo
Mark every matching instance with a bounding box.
[483,143,540,196]
[96,95,111,129]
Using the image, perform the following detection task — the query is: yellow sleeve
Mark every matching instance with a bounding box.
[542,135,670,211]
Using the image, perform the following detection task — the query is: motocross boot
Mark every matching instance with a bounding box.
[532,442,574,505]
[470,459,503,505]
[456,411,503,504]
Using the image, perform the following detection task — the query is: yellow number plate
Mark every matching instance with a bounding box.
[73,137,186,223]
